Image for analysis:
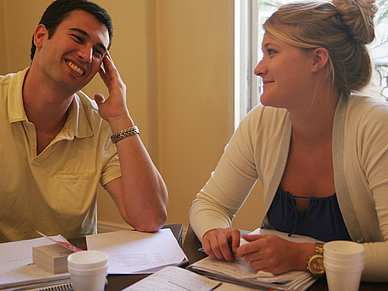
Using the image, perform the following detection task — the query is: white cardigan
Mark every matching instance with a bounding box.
[190,95,388,282]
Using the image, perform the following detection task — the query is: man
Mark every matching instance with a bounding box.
[0,0,168,242]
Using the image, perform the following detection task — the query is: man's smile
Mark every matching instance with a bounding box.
[66,60,85,76]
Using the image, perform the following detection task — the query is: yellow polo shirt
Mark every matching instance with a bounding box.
[0,68,121,242]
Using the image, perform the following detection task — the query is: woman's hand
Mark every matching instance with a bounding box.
[235,234,313,275]
[202,228,241,262]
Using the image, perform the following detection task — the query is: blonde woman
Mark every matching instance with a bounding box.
[190,0,388,282]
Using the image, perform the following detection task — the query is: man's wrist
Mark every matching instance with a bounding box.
[108,113,134,131]
[111,125,139,144]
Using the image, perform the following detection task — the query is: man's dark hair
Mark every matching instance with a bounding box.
[30,0,113,60]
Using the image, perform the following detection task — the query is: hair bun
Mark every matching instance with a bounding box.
[333,0,378,44]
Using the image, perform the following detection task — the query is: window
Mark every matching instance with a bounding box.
[235,0,388,127]
[371,0,388,99]
[234,0,259,129]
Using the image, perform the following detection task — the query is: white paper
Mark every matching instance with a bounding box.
[0,236,71,289]
[190,257,305,281]
[248,228,324,244]
[122,266,222,291]
[86,229,188,274]
[215,282,267,291]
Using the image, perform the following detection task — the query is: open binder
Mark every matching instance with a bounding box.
[188,228,322,291]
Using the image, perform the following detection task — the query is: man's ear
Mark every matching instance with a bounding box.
[33,24,48,49]
[311,47,329,73]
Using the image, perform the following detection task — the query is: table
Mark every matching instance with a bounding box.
[69,224,183,291]
[69,224,388,290]
[182,225,388,291]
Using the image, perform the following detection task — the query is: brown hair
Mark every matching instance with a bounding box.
[263,0,378,95]
[30,0,113,61]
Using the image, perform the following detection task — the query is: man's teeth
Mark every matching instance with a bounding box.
[67,61,84,75]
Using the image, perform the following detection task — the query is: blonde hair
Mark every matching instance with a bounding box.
[263,0,378,95]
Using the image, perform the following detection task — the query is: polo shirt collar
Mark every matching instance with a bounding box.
[7,68,29,123]
[62,92,94,139]
[8,67,93,140]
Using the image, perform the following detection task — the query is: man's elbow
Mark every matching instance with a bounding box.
[132,209,167,232]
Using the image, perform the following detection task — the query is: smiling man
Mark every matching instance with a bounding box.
[0,0,168,243]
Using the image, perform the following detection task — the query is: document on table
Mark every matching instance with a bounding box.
[122,266,222,291]
[86,229,188,274]
[0,236,71,290]
[249,228,323,244]
[123,266,269,291]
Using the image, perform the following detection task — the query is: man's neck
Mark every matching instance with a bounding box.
[23,67,74,133]
[23,67,74,154]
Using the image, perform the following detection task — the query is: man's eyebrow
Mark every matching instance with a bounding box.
[69,28,108,53]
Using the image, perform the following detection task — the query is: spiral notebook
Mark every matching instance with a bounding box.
[30,282,73,291]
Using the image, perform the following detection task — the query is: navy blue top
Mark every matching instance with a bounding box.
[267,188,351,242]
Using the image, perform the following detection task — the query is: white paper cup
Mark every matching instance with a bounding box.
[324,255,364,267]
[324,261,364,291]
[324,253,364,261]
[67,251,108,291]
[323,241,365,291]
[324,241,365,260]
[324,261,364,273]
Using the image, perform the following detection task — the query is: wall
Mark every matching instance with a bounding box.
[0,0,264,234]
[156,0,263,231]
[0,0,7,72]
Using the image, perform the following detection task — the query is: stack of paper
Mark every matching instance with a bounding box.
[188,257,316,291]
[86,229,188,274]
[0,236,72,291]
[188,228,322,291]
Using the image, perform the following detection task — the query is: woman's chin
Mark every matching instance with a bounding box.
[260,95,274,107]
[259,97,285,109]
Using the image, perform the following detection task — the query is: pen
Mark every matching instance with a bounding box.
[210,282,223,290]
[198,247,235,253]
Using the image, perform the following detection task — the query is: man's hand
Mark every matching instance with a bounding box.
[93,51,168,232]
[94,52,129,124]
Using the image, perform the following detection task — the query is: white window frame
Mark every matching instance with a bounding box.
[234,0,259,129]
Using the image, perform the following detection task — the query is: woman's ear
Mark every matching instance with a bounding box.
[311,47,329,73]
[33,24,48,49]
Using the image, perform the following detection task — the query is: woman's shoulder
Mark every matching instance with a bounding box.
[235,104,289,142]
[345,94,388,137]
[347,93,388,119]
